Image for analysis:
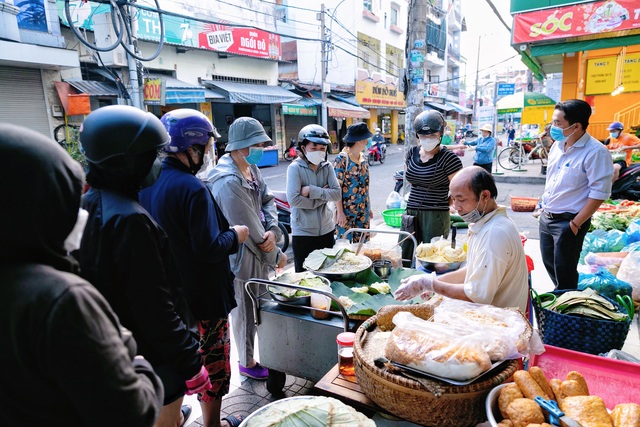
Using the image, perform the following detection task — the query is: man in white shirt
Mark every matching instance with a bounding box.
[540,99,613,290]
[394,166,529,313]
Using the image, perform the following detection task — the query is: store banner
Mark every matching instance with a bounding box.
[513,0,638,44]
[282,104,317,116]
[143,77,166,105]
[356,79,406,109]
[585,52,640,95]
[135,10,281,60]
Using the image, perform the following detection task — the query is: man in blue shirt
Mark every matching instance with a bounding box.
[463,124,496,173]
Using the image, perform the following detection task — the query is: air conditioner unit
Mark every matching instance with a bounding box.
[93,12,128,66]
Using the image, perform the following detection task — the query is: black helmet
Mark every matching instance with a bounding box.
[80,105,170,164]
[298,124,330,146]
[413,110,445,136]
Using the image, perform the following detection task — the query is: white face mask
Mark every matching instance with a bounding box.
[305,150,325,165]
[64,208,89,252]
[419,136,440,152]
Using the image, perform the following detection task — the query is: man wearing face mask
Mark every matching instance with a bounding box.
[77,106,211,427]
[540,99,613,290]
[206,117,286,384]
[399,110,463,264]
[286,124,342,272]
[140,109,249,427]
[394,167,529,313]
[605,121,640,182]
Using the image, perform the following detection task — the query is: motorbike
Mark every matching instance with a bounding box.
[272,190,291,253]
[367,143,386,166]
[454,129,464,143]
[393,170,405,193]
[283,137,297,161]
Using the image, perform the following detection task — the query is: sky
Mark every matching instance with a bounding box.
[459,0,527,87]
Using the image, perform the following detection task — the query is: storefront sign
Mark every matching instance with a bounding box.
[356,80,405,109]
[586,52,640,95]
[143,77,166,105]
[199,103,212,123]
[282,104,317,116]
[513,0,639,44]
[136,11,281,60]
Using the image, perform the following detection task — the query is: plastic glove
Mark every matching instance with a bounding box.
[393,272,435,301]
[185,365,212,395]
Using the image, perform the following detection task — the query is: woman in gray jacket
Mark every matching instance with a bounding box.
[206,117,287,381]
[286,125,342,272]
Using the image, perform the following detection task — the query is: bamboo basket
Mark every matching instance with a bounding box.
[510,196,538,212]
[354,314,518,427]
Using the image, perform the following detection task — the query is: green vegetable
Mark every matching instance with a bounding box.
[589,212,631,232]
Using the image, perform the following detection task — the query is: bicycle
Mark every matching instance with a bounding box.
[54,123,80,149]
[497,137,549,170]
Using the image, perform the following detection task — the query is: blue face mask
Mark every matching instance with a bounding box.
[244,147,264,165]
[549,123,576,143]
[610,132,620,139]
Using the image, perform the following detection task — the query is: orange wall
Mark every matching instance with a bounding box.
[560,46,640,141]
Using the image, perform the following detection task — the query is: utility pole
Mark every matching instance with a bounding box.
[320,3,328,129]
[404,0,428,148]
[472,35,481,123]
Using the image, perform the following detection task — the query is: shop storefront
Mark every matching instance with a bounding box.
[355,78,406,144]
[282,101,319,147]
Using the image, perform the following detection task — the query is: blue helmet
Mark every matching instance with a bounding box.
[607,121,624,131]
[161,109,214,153]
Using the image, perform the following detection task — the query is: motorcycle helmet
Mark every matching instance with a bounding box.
[162,109,215,153]
[80,105,169,164]
[298,124,330,146]
[607,121,624,131]
[413,110,445,136]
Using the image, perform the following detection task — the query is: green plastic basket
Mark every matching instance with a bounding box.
[381,208,405,228]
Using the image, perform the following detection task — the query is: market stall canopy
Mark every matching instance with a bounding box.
[326,97,370,119]
[425,101,455,113]
[146,74,225,104]
[445,101,473,115]
[65,80,119,97]
[200,80,301,104]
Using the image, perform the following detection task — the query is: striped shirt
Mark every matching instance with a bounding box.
[405,146,463,210]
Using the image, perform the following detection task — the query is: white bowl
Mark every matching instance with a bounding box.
[485,383,508,427]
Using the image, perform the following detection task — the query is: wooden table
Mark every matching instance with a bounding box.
[314,364,383,416]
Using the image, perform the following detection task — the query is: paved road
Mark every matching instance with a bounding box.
[260,144,545,242]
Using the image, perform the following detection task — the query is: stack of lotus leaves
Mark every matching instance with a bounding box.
[546,289,629,321]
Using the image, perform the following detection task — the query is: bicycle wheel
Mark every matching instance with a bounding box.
[498,147,520,170]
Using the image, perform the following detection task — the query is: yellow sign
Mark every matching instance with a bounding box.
[356,79,405,109]
[143,77,166,105]
[199,102,212,122]
[586,53,640,95]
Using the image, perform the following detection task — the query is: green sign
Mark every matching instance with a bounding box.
[510,0,580,14]
[282,104,317,116]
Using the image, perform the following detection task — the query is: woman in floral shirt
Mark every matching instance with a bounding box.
[333,122,373,243]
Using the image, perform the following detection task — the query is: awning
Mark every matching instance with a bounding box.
[445,101,473,115]
[425,101,455,113]
[147,74,206,104]
[66,80,119,97]
[326,98,370,119]
[200,80,301,104]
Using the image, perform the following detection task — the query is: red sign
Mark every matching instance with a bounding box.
[197,24,281,60]
[513,0,640,44]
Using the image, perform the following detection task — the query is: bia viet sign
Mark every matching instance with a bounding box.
[513,0,640,44]
[135,10,281,60]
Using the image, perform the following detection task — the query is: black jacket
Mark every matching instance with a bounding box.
[0,124,163,426]
[77,158,201,401]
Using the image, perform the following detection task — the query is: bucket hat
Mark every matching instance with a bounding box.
[225,117,272,152]
[343,122,374,143]
[479,124,493,133]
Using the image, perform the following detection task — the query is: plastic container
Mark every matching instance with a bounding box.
[529,344,640,408]
[336,332,355,376]
[381,208,404,228]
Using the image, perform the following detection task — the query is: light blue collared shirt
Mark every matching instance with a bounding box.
[541,132,613,214]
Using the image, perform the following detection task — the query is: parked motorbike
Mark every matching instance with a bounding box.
[393,170,405,193]
[454,129,464,143]
[367,143,386,166]
[272,190,290,252]
[283,137,297,161]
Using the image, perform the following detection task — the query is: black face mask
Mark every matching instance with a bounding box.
[186,144,206,175]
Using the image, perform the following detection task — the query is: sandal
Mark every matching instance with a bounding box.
[222,414,244,427]
[180,404,192,427]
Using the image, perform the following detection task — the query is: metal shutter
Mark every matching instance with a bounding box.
[284,115,316,145]
[0,67,51,137]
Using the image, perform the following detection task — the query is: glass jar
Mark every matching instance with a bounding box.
[336,332,355,376]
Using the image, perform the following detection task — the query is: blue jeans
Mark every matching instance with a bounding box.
[539,214,590,290]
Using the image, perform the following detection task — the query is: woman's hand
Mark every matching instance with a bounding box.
[258,230,277,252]
[232,225,249,243]
[301,186,310,197]
[277,252,288,269]
[336,210,347,228]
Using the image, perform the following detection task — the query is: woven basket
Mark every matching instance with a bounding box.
[533,290,631,355]
[354,315,518,427]
[510,196,538,212]
[382,208,404,228]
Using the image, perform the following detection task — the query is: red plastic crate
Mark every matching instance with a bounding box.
[529,344,639,408]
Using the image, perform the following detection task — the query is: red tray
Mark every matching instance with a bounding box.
[529,344,639,408]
